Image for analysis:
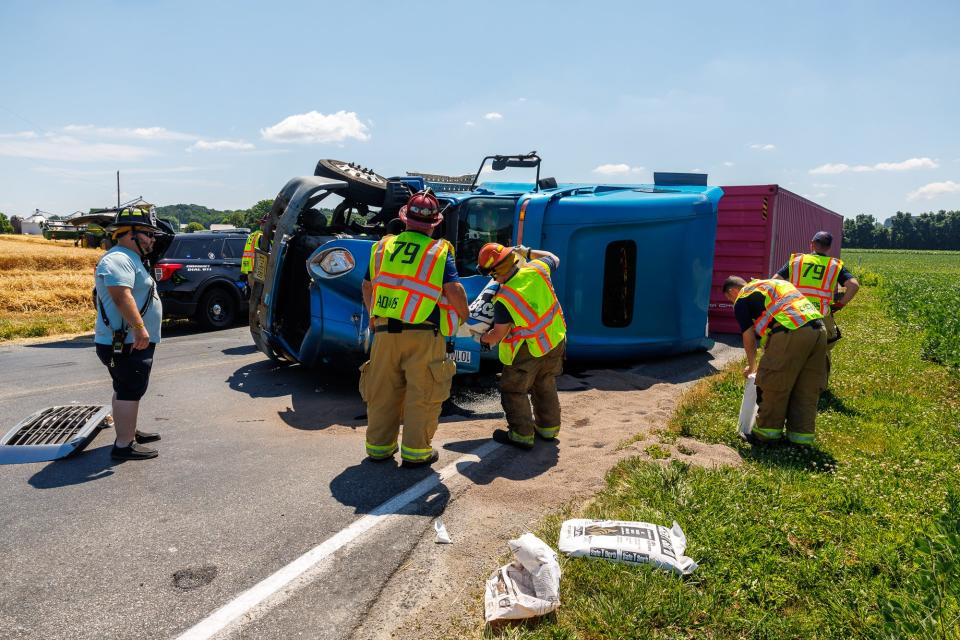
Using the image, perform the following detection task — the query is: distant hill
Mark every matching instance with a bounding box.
[155,204,241,228]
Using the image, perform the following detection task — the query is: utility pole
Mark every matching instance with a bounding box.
[116,171,120,208]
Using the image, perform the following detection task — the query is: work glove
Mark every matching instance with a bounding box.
[830,302,846,313]
[513,245,532,260]
[480,340,492,352]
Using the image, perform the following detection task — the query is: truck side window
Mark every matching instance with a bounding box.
[456,198,516,276]
[602,240,637,328]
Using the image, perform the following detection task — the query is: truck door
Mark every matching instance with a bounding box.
[449,196,518,372]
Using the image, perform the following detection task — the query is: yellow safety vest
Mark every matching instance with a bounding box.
[737,278,822,338]
[241,230,261,274]
[787,252,843,315]
[494,260,566,365]
[369,231,459,336]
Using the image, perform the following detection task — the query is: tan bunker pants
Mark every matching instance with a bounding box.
[754,324,828,445]
[499,341,565,442]
[360,330,455,462]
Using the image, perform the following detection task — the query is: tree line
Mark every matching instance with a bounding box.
[156,199,274,232]
[843,210,960,250]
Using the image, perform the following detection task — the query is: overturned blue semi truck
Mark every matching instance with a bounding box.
[248,153,723,373]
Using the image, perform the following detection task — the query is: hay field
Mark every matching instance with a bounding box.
[0,235,102,340]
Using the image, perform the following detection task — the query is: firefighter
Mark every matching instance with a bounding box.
[773,231,859,382]
[723,275,828,446]
[360,190,469,467]
[478,243,566,450]
[240,228,262,275]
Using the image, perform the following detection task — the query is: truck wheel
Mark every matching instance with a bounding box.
[198,288,237,330]
[314,159,387,207]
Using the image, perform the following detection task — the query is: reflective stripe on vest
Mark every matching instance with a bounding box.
[495,260,566,365]
[369,232,457,335]
[738,279,822,337]
[240,231,260,274]
[788,253,842,315]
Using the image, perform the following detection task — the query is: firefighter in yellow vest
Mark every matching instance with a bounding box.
[240,229,262,275]
[774,231,859,381]
[360,190,469,468]
[723,275,828,446]
[478,242,566,450]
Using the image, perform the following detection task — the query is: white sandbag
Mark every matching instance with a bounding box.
[738,373,758,435]
[457,278,501,338]
[484,533,561,622]
[557,519,698,576]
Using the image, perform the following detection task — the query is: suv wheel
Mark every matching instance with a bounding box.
[198,288,237,329]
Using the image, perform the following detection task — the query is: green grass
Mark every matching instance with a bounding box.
[844,249,960,368]
[492,252,960,639]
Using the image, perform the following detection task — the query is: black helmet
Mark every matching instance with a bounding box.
[106,207,162,233]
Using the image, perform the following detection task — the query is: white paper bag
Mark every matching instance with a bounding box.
[484,533,561,622]
[738,374,758,435]
[557,519,698,576]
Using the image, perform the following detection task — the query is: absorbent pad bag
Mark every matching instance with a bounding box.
[558,519,698,575]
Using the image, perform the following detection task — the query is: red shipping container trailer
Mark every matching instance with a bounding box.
[709,185,844,334]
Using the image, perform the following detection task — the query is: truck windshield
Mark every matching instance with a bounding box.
[456,197,516,276]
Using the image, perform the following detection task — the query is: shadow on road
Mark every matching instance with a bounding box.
[28,445,122,488]
[24,335,95,350]
[226,359,367,431]
[329,458,451,514]
[452,437,559,485]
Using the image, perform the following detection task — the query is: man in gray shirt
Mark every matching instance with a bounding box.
[95,208,165,460]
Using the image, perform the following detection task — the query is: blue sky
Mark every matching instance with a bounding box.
[1,0,958,219]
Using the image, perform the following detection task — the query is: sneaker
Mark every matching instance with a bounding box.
[400,449,440,468]
[492,429,534,451]
[135,430,161,444]
[111,442,158,460]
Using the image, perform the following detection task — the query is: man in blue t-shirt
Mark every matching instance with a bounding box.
[95,208,165,461]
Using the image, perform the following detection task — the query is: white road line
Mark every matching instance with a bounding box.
[174,439,502,640]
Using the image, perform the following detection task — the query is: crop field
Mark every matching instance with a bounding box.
[844,249,960,368]
[0,235,101,340]
[494,250,960,640]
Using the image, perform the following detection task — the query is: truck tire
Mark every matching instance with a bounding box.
[197,287,237,330]
[314,159,387,207]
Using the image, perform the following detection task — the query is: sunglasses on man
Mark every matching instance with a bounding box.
[135,230,157,239]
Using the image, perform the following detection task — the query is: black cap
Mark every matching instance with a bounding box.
[811,231,833,247]
[106,207,162,232]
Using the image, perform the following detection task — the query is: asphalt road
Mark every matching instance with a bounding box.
[0,326,739,640]
[0,326,512,640]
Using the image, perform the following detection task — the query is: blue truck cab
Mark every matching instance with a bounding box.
[248,154,722,372]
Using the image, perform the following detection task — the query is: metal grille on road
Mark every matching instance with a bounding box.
[0,405,110,464]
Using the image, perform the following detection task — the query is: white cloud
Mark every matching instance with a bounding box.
[0,130,38,139]
[907,180,960,201]
[593,163,645,176]
[723,161,734,167]
[260,110,370,143]
[517,97,527,102]
[188,140,255,152]
[465,121,476,127]
[810,157,938,174]
[483,112,503,120]
[749,143,776,151]
[812,182,836,189]
[0,135,154,162]
[63,124,195,141]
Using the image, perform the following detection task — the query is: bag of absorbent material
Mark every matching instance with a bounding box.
[738,373,758,436]
[458,278,501,340]
[557,519,698,575]
[484,533,561,622]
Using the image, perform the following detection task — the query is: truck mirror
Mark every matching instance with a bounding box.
[492,159,507,171]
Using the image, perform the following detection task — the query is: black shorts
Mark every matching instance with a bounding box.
[96,343,156,401]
